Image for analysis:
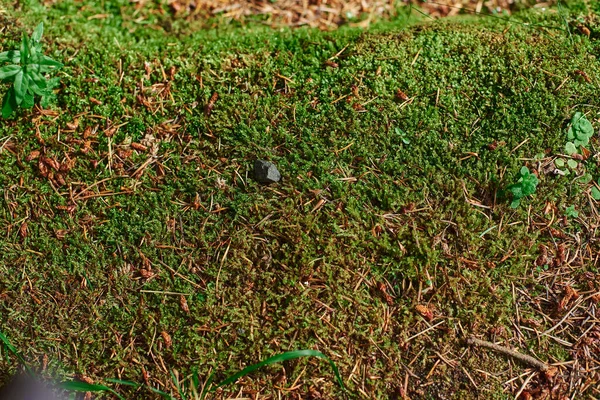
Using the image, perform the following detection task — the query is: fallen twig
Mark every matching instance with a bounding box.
[467,336,549,371]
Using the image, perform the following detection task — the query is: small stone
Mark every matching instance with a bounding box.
[253,160,281,183]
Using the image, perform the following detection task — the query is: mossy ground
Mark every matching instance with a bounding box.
[1,1,600,398]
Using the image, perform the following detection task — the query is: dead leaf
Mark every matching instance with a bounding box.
[41,156,60,171]
[578,25,591,37]
[415,304,434,321]
[131,142,148,152]
[139,269,154,279]
[78,375,94,384]
[60,157,76,172]
[66,119,79,130]
[396,89,409,101]
[19,222,27,238]
[161,331,172,348]
[180,295,190,313]
[38,160,49,177]
[54,173,66,186]
[26,150,40,161]
[54,229,68,239]
[377,282,394,305]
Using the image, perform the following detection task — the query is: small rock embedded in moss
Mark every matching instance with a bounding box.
[253,160,281,183]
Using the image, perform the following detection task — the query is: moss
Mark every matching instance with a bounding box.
[0,1,599,398]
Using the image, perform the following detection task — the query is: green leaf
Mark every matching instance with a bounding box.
[0,330,21,360]
[510,198,521,208]
[507,184,523,199]
[579,173,593,184]
[567,126,575,140]
[519,166,529,176]
[13,70,25,105]
[575,118,594,137]
[0,50,21,64]
[104,379,141,387]
[22,91,34,108]
[29,70,48,88]
[555,158,565,168]
[565,205,579,218]
[20,33,30,64]
[521,182,536,196]
[592,187,600,200]
[571,112,583,124]
[574,137,589,147]
[60,381,124,400]
[0,329,33,374]
[565,142,577,155]
[37,55,63,68]
[32,22,44,43]
[567,159,578,169]
[2,88,17,118]
[0,64,21,80]
[27,77,45,97]
[214,350,345,391]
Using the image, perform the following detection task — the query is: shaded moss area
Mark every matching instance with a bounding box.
[1,1,600,398]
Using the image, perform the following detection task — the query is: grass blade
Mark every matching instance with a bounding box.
[105,378,141,387]
[214,349,344,391]
[60,380,125,400]
[0,330,33,374]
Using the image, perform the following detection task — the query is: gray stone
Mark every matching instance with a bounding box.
[253,160,281,183]
[0,373,63,400]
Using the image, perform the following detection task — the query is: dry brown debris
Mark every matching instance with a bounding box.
[155,0,543,29]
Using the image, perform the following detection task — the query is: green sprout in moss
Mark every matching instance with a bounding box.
[565,112,594,155]
[506,166,539,208]
[0,22,62,118]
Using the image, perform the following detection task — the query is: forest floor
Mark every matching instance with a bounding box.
[1,0,600,398]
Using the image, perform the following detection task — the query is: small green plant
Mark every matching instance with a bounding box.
[506,166,539,208]
[565,205,579,218]
[0,22,62,118]
[565,112,594,155]
[394,127,411,144]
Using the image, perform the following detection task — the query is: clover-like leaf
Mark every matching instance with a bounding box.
[579,173,593,184]
[565,142,577,155]
[574,137,589,147]
[520,166,530,176]
[509,184,524,199]
[565,205,579,218]
[506,166,539,207]
[592,186,600,201]
[567,159,578,169]
[575,118,593,138]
